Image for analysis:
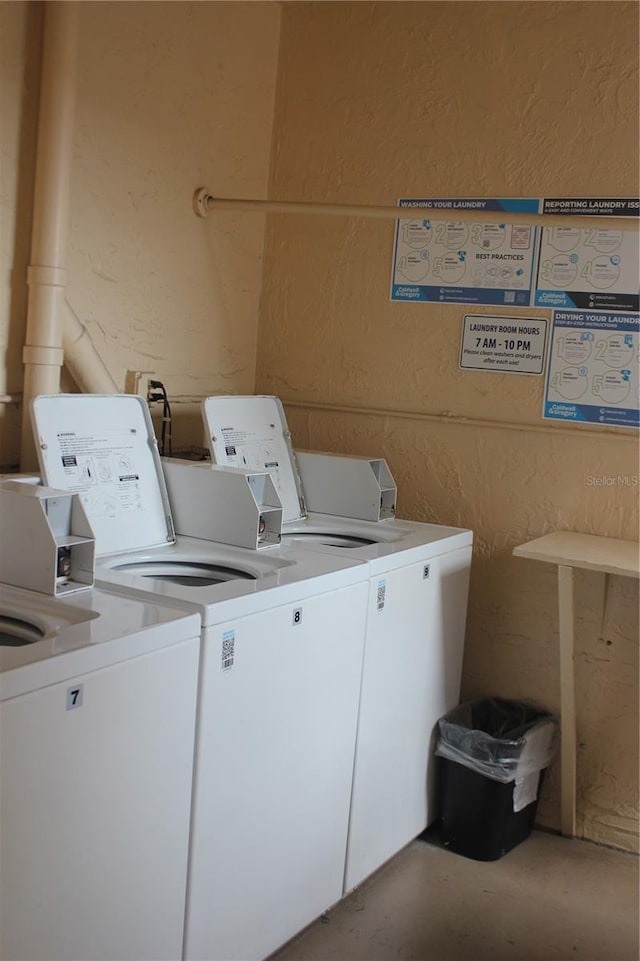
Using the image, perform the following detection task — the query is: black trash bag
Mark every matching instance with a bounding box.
[436,697,558,811]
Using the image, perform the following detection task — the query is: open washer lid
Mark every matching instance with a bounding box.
[31,395,175,557]
[202,395,306,524]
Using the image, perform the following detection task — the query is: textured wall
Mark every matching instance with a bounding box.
[257,1,639,849]
[69,1,280,404]
[0,1,42,466]
[0,0,281,464]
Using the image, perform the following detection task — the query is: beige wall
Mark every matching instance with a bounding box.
[257,1,639,850]
[1,0,638,851]
[0,0,281,466]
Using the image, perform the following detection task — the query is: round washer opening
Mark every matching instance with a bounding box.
[0,616,47,646]
[283,533,376,549]
[111,561,257,587]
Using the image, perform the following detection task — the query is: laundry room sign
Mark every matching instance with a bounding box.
[459,315,548,374]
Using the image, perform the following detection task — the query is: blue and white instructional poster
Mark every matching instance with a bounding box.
[391,198,540,306]
[535,199,639,312]
[543,310,640,429]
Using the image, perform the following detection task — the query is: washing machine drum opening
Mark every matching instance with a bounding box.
[0,616,47,646]
[284,533,376,548]
[110,561,258,587]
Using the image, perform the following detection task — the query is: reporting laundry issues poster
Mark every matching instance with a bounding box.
[534,198,639,312]
[391,196,638,312]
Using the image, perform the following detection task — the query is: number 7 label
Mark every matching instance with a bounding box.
[66,684,83,710]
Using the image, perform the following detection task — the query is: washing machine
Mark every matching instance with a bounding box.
[30,393,370,961]
[202,395,473,894]
[0,576,200,961]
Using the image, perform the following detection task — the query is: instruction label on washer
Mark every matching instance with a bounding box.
[211,423,302,523]
[543,310,639,428]
[391,198,540,306]
[535,198,639,312]
[460,315,547,374]
[52,430,147,517]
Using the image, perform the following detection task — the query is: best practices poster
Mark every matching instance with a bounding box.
[390,198,540,307]
[543,310,639,429]
[391,197,638,311]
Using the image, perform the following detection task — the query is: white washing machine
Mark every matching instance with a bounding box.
[30,393,370,961]
[0,582,200,961]
[202,395,473,894]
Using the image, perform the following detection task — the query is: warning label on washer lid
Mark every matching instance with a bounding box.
[214,423,301,522]
[54,430,146,517]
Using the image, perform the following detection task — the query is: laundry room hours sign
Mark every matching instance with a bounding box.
[459,315,548,375]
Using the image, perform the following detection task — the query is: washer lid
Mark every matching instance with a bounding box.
[202,395,306,523]
[31,395,175,557]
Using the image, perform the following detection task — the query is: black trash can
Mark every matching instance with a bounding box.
[435,698,558,862]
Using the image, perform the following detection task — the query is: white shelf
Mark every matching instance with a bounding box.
[513,530,639,840]
[513,532,639,579]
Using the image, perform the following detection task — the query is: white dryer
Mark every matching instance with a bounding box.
[202,395,473,894]
[30,393,370,961]
[0,583,200,961]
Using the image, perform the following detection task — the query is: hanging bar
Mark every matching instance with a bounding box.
[194,189,639,231]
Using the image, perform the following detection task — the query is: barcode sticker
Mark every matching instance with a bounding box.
[376,579,386,611]
[221,629,235,671]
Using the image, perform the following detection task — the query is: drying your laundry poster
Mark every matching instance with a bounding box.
[543,309,640,429]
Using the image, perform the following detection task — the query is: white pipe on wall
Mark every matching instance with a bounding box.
[62,300,119,394]
[20,2,79,470]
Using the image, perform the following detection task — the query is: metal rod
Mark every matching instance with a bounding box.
[198,191,639,231]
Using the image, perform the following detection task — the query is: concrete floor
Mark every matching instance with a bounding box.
[271,831,639,961]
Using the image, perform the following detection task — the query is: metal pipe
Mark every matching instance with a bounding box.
[195,190,639,231]
[21,2,79,470]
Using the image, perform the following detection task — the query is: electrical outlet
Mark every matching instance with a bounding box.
[124,369,157,399]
